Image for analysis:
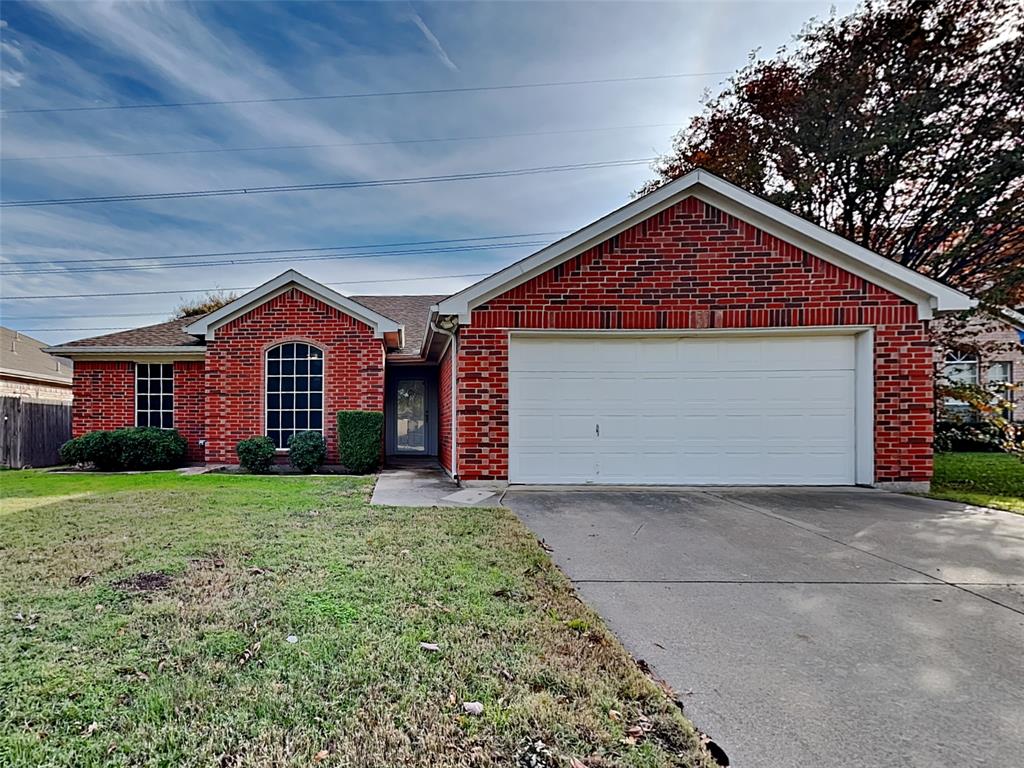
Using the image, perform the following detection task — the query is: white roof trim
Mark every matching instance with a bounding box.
[435,169,975,322]
[184,269,403,343]
[42,346,207,357]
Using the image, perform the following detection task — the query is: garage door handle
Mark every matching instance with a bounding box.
[595,423,600,437]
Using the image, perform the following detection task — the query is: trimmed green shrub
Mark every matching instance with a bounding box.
[237,436,276,473]
[336,410,383,474]
[117,427,188,470]
[59,435,87,467]
[288,431,327,473]
[58,428,186,471]
[78,430,122,471]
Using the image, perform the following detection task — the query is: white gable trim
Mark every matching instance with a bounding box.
[435,169,975,322]
[184,270,403,343]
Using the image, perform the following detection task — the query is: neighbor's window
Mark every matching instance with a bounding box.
[943,350,979,386]
[943,351,978,419]
[266,342,324,449]
[988,361,1014,418]
[136,363,174,428]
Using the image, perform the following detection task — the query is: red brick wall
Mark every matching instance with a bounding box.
[455,196,933,483]
[174,361,205,461]
[438,344,453,472]
[71,361,134,436]
[204,287,385,464]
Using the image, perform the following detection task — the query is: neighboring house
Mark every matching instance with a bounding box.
[0,326,73,402]
[45,170,974,490]
[932,307,1024,422]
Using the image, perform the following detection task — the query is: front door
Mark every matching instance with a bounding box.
[395,378,428,454]
[386,369,438,457]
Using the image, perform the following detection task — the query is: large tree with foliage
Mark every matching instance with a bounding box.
[643,0,1023,304]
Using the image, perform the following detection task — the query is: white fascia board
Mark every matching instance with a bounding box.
[185,270,402,341]
[40,346,207,362]
[0,367,74,385]
[695,173,975,316]
[436,169,975,322]
[435,172,703,321]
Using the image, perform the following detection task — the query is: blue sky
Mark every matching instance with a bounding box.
[0,0,854,344]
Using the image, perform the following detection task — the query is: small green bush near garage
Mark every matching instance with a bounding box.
[930,452,1024,514]
[336,410,384,473]
[59,427,187,471]
[287,431,327,473]
[236,436,276,473]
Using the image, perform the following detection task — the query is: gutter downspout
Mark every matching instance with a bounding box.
[429,319,458,484]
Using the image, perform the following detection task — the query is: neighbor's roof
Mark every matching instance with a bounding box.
[436,168,976,321]
[0,326,73,384]
[351,294,446,356]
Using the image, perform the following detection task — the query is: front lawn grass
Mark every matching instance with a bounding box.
[0,471,714,767]
[929,452,1024,514]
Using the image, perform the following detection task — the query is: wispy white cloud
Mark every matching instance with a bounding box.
[0,0,857,342]
[408,8,458,72]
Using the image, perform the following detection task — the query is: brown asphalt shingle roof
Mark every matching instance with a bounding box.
[52,294,446,357]
[55,315,209,348]
[350,294,445,356]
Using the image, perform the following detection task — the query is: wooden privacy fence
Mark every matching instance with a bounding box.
[0,396,71,468]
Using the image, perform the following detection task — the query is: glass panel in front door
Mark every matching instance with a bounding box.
[397,379,427,452]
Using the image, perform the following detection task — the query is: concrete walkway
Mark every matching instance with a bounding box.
[370,463,503,507]
[504,487,1024,767]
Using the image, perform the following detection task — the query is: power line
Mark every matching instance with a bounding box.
[0,272,491,301]
[2,231,565,268]
[2,311,169,321]
[0,123,678,163]
[1,239,550,277]
[2,72,729,116]
[0,157,654,208]
[15,327,137,332]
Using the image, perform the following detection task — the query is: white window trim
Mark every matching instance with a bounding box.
[135,362,174,429]
[265,342,325,450]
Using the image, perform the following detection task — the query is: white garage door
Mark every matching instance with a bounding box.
[508,334,858,485]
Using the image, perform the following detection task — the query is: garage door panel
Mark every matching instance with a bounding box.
[508,335,859,485]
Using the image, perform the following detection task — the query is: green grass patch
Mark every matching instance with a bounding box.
[0,471,714,767]
[929,452,1024,514]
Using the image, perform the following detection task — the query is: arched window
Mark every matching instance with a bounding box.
[266,342,324,449]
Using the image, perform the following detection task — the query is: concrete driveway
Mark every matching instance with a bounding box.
[503,487,1024,767]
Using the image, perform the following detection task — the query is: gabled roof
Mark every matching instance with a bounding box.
[184,270,403,344]
[435,169,976,322]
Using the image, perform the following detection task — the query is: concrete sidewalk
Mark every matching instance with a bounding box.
[370,464,504,507]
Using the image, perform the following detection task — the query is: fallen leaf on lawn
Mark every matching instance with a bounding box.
[82,722,99,737]
[238,641,261,666]
[248,567,266,576]
[106,743,117,755]
[608,709,622,721]
[569,759,587,768]
[313,749,330,763]
[537,538,554,552]
[448,691,457,706]
[13,612,24,622]
[72,571,94,586]
[419,642,439,652]
[463,701,484,716]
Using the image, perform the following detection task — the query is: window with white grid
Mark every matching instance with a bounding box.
[266,342,324,449]
[136,363,174,428]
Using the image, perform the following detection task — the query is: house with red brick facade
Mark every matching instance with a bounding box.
[45,170,974,490]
